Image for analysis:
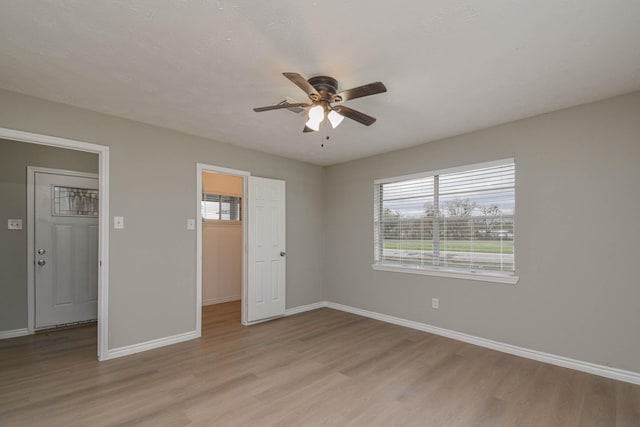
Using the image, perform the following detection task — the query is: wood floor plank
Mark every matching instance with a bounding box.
[1,302,638,426]
[616,381,640,427]
[578,375,618,427]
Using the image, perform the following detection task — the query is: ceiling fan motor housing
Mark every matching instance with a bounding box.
[307,76,342,103]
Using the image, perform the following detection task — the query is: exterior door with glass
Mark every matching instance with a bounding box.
[34,171,99,329]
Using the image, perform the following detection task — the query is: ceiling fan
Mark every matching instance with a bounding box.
[253,72,387,133]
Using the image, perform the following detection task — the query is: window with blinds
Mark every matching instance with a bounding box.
[374,159,515,278]
[202,194,242,221]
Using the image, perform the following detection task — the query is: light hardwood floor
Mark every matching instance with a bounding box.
[1,302,639,426]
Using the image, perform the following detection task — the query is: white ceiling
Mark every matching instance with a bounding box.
[1,1,639,166]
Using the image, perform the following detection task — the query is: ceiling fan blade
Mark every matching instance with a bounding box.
[303,125,314,133]
[283,72,320,99]
[333,105,377,126]
[253,102,309,112]
[335,82,387,102]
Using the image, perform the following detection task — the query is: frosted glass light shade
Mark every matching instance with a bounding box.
[308,105,324,121]
[305,118,321,131]
[305,104,325,131]
[328,110,344,128]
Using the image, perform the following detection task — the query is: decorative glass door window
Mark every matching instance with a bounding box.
[52,186,99,217]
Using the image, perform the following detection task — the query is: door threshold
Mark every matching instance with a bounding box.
[35,320,97,333]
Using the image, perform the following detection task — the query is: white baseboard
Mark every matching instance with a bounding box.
[325,302,640,386]
[285,301,327,316]
[203,295,241,306]
[0,328,31,340]
[102,330,200,361]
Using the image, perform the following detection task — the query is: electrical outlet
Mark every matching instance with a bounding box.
[187,219,195,230]
[432,298,439,309]
[8,219,23,230]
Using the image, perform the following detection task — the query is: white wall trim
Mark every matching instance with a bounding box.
[203,295,241,306]
[0,328,32,340]
[0,127,110,361]
[284,301,327,316]
[324,302,640,385]
[103,330,199,361]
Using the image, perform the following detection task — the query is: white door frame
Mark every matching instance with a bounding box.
[0,127,110,360]
[27,166,99,331]
[196,163,250,329]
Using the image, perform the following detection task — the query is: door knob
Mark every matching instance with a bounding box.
[37,248,46,255]
[280,251,286,257]
[37,259,46,266]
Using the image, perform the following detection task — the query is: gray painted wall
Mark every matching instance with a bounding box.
[325,91,640,373]
[0,89,325,348]
[2,87,638,374]
[0,139,98,331]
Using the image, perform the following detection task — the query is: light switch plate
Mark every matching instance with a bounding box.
[187,219,195,230]
[8,219,23,230]
[113,216,124,229]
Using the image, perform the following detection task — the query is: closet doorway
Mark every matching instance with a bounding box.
[200,171,244,324]
[196,163,286,331]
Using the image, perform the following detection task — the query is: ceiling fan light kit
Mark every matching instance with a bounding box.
[254,72,387,133]
[305,104,325,131]
[328,110,344,128]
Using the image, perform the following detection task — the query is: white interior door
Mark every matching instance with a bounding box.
[34,171,99,329]
[247,176,286,322]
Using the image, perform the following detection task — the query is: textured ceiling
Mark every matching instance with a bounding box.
[1,1,639,166]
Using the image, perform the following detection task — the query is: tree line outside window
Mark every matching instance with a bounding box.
[381,200,514,241]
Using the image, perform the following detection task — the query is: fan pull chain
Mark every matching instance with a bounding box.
[321,134,330,148]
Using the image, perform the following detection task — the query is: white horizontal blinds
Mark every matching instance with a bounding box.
[202,193,242,221]
[437,163,515,273]
[376,176,435,267]
[374,184,382,262]
[374,161,515,275]
[202,194,221,220]
[220,195,241,220]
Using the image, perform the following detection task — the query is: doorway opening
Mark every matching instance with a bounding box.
[196,164,288,334]
[0,129,109,360]
[196,164,249,333]
[201,171,244,327]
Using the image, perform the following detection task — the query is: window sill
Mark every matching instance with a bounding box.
[371,264,519,285]
[202,221,242,229]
